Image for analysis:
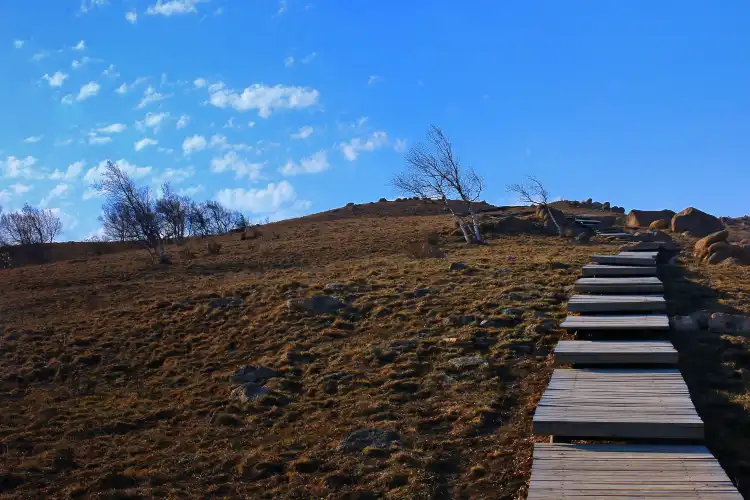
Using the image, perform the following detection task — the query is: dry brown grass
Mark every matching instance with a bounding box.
[3,210,743,498]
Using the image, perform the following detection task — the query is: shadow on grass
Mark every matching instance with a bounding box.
[662,263,750,496]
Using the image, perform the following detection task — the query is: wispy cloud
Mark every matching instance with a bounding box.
[13,40,25,49]
[40,184,69,207]
[77,81,101,101]
[1,156,38,179]
[368,75,383,85]
[97,123,127,134]
[24,135,43,144]
[206,82,319,118]
[125,10,138,23]
[193,78,207,89]
[216,181,298,213]
[80,0,109,13]
[340,131,389,161]
[290,126,313,139]
[279,150,329,176]
[136,86,172,108]
[50,160,85,180]
[102,64,120,78]
[31,51,49,61]
[42,71,69,88]
[116,77,148,94]
[211,151,263,179]
[176,114,190,129]
[146,0,209,16]
[183,135,207,155]
[135,138,159,152]
[73,40,86,51]
[136,112,170,132]
[284,56,295,68]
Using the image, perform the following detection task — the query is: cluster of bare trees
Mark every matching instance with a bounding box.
[95,161,247,262]
[392,125,485,244]
[0,204,62,246]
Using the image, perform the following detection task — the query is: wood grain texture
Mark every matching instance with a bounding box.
[582,264,658,277]
[555,340,678,365]
[561,314,669,331]
[568,294,666,313]
[591,254,657,266]
[527,444,742,499]
[532,369,703,439]
[575,277,664,293]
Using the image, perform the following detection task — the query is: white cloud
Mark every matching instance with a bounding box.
[83,159,152,184]
[116,77,148,94]
[42,71,69,87]
[11,183,32,195]
[135,138,158,151]
[207,82,319,118]
[55,138,74,147]
[176,114,190,129]
[284,56,295,68]
[88,134,112,145]
[248,121,256,128]
[300,52,316,64]
[136,111,170,132]
[223,117,237,129]
[209,134,250,151]
[125,10,138,23]
[340,131,389,161]
[13,40,24,49]
[214,7,224,15]
[178,184,203,196]
[152,166,194,184]
[40,184,69,207]
[102,64,120,78]
[146,0,208,16]
[210,151,263,179]
[279,150,329,176]
[73,40,86,51]
[216,181,297,213]
[72,56,95,69]
[2,156,37,179]
[24,135,43,144]
[77,81,101,101]
[394,138,407,152]
[50,160,85,180]
[97,123,127,134]
[82,187,102,200]
[182,135,207,155]
[193,78,207,89]
[368,75,383,85]
[61,94,74,105]
[80,0,109,13]
[290,126,313,139]
[137,85,171,108]
[31,51,50,62]
[277,0,287,15]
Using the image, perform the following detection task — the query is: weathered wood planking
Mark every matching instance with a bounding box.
[527,444,742,499]
[618,250,660,259]
[555,340,678,365]
[582,264,657,277]
[575,277,664,293]
[591,254,657,266]
[532,369,704,439]
[561,314,669,331]
[568,294,666,313]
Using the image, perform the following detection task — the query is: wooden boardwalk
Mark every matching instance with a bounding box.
[532,369,703,439]
[555,340,678,365]
[591,254,656,266]
[575,277,664,293]
[582,264,657,277]
[527,444,742,499]
[561,314,670,331]
[568,294,666,313]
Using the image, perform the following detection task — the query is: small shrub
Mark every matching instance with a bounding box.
[425,232,440,245]
[206,240,222,255]
[241,227,263,240]
[179,246,196,260]
[0,251,11,269]
[405,239,445,259]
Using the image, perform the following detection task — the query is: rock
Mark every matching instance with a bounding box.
[230,383,270,403]
[672,315,698,331]
[591,201,603,209]
[690,310,712,329]
[232,365,279,384]
[575,232,591,243]
[479,215,540,234]
[503,307,524,316]
[447,356,488,371]
[479,317,517,328]
[378,197,387,202]
[507,292,527,301]
[526,320,556,335]
[602,202,611,210]
[625,209,676,228]
[289,295,346,314]
[532,311,551,319]
[693,230,729,257]
[649,219,670,230]
[339,428,400,453]
[671,207,724,237]
[708,313,750,334]
[707,243,732,264]
[720,257,745,266]
[611,206,626,214]
[585,198,593,205]
[546,292,568,303]
[323,379,338,394]
[630,230,674,243]
[209,298,243,309]
[323,283,346,293]
[549,261,569,269]
[412,287,436,298]
[448,262,469,271]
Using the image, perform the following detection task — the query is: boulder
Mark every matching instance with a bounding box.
[631,231,674,243]
[694,230,729,257]
[447,356,488,371]
[479,215,539,234]
[288,294,346,314]
[708,313,750,334]
[671,207,724,237]
[707,244,732,264]
[625,209,676,228]
[591,201,603,210]
[585,198,593,205]
[230,383,270,403]
[672,316,698,331]
[602,202,611,210]
[232,365,279,384]
[648,219,670,230]
[611,206,626,214]
[339,428,400,453]
[448,262,469,271]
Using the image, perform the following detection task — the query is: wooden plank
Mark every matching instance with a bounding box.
[618,251,660,259]
[555,340,677,365]
[532,369,703,440]
[582,264,657,277]
[561,314,669,331]
[528,444,741,499]
[575,277,664,293]
[591,254,657,266]
[568,294,666,313]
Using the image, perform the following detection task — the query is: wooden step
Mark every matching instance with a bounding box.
[582,264,657,277]
[555,340,677,365]
[532,369,704,440]
[527,444,741,499]
[591,254,656,266]
[619,251,659,259]
[561,314,669,331]
[575,277,664,294]
[568,294,666,313]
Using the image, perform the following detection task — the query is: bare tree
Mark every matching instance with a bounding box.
[507,176,563,236]
[93,161,167,262]
[202,201,241,235]
[99,199,132,242]
[392,125,484,243]
[0,204,62,245]
[155,183,190,243]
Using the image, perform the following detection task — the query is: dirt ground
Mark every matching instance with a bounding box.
[1,204,749,498]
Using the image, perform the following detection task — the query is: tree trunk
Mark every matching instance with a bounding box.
[467,203,482,243]
[442,197,473,243]
[543,204,564,236]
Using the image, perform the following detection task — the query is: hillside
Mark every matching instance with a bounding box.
[1,202,750,498]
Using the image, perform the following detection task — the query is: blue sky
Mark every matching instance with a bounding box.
[1,0,749,240]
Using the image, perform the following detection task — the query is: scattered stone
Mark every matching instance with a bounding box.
[591,201,603,209]
[378,197,388,202]
[575,232,591,243]
[448,262,469,271]
[502,308,524,316]
[479,317,515,328]
[209,298,243,309]
[708,313,750,334]
[323,283,346,293]
[412,287,436,298]
[649,219,670,230]
[321,371,349,381]
[323,379,338,394]
[625,209,676,228]
[339,428,400,453]
[232,365,279,384]
[671,315,698,331]
[447,356,488,371]
[526,320,556,335]
[507,292,527,301]
[532,311,551,319]
[671,207,724,237]
[690,310,713,329]
[546,292,568,304]
[602,202,611,210]
[548,261,569,270]
[230,383,270,403]
[288,294,347,314]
